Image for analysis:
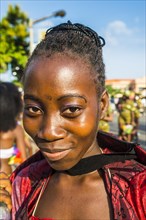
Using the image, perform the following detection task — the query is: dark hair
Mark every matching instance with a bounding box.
[0,82,23,132]
[24,21,106,95]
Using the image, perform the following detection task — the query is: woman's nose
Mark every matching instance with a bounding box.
[37,114,66,141]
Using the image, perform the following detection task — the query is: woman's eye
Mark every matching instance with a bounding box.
[62,106,82,117]
[66,107,79,113]
[24,106,42,116]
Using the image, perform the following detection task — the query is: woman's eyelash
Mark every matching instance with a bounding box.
[66,107,80,112]
[62,105,81,112]
[29,107,40,112]
[61,106,83,118]
[24,105,43,114]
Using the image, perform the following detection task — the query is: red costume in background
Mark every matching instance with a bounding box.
[10,132,146,220]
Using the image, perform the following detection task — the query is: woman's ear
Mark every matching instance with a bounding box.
[100,90,109,120]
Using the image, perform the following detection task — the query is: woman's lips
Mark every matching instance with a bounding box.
[41,148,72,161]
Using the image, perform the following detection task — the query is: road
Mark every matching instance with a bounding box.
[109,111,146,150]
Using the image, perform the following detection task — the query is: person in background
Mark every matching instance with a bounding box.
[98,104,113,133]
[132,92,144,142]
[0,82,27,175]
[117,90,142,142]
[0,22,145,220]
[126,81,144,142]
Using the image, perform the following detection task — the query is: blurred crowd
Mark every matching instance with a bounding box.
[99,82,145,143]
[0,81,145,175]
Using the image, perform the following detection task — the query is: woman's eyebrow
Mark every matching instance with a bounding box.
[57,94,87,103]
[24,94,41,103]
[24,94,87,103]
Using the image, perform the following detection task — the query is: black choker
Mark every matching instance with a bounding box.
[65,153,137,176]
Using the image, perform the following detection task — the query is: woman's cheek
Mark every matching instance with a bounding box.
[23,116,40,138]
[68,114,98,137]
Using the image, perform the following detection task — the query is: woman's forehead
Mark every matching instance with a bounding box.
[23,56,98,100]
[25,55,94,82]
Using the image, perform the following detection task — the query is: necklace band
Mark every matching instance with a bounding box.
[65,153,137,176]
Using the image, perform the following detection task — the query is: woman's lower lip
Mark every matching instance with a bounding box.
[42,149,71,161]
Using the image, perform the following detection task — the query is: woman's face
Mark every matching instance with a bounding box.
[23,54,108,170]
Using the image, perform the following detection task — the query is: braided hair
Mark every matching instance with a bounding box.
[24,21,106,95]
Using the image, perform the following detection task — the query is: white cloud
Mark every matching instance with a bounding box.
[105,20,134,46]
[103,20,145,79]
[108,20,132,35]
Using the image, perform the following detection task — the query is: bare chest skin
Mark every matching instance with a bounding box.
[0,130,16,149]
[34,171,112,220]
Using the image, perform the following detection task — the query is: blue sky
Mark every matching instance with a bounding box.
[1,0,145,79]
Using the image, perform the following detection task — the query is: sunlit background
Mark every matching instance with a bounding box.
[1,0,145,80]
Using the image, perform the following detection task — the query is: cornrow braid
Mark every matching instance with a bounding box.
[24,21,106,95]
[45,21,105,48]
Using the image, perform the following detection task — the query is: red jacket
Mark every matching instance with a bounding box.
[10,132,146,220]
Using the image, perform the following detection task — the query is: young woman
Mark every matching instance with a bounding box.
[0,22,146,220]
[0,82,27,175]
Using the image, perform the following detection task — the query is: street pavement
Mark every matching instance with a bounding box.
[109,111,146,150]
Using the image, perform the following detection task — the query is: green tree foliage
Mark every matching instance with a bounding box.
[0,5,29,80]
[106,85,122,96]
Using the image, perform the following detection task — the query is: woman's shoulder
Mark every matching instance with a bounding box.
[14,123,24,136]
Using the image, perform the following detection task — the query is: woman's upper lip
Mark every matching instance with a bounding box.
[39,147,70,153]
